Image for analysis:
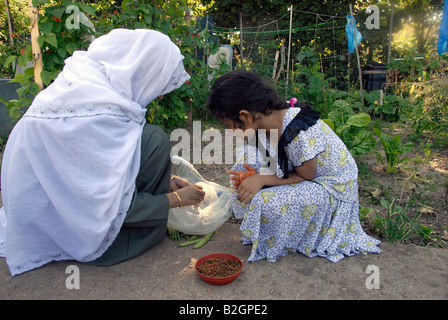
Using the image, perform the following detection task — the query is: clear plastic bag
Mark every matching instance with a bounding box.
[168,156,232,235]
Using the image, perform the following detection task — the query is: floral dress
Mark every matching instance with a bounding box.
[230,107,381,262]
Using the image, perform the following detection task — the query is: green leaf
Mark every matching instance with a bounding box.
[346,112,371,127]
[373,127,382,138]
[57,47,67,59]
[46,34,58,47]
[335,124,349,136]
[143,13,153,25]
[8,73,25,84]
[24,67,34,76]
[381,104,395,114]
[53,22,62,33]
[9,108,24,121]
[39,21,53,35]
[66,42,78,55]
[0,97,10,106]
[28,83,42,96]
[40,70,57,86]
[37,35,45,48]
[50,7,65,19]
[16,85,29,99]
[402,142,414,154]
[380,199,390,209]
[3,55,17,68]
[349,131,376,157]
[77,3,97,16]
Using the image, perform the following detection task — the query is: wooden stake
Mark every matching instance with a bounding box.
[286,4,293,90]
[387,0,395,63]
[349,4,364,109]
[239,4,244,60]
[28,0,43,90]
[320,54,326,103]
[273,50,279,80]
[275,41,285,84]
[4,0,14,47]
[185,8,192,126]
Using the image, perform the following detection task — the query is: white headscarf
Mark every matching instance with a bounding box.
[0,29,190,276]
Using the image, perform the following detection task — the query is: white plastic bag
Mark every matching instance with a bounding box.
[168,156,232,235]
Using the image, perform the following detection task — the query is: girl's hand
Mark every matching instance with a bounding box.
[227,163,257,188]
[170,176,191,191]
[234,174,265,205]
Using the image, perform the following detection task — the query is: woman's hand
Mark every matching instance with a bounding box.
[170,176,190,191]
[172,184,206,207]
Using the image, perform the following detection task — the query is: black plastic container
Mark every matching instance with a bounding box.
[362,65,388,91]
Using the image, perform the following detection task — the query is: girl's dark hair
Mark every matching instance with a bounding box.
[206,70,290,129]
[207,70,311,128]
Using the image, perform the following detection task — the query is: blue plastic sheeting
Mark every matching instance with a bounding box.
[346,15,363,53]
[438,0,448,56]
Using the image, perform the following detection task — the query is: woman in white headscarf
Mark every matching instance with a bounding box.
[0,29,205,276]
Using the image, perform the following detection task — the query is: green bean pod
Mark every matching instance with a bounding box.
[178,239,201,247]
[193,231,214,249]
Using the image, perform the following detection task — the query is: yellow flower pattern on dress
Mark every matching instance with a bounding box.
[280,204,289,215]
[309,137,316,148]
[348,223,356,233]
[261,190,276,203]
[304,244,311,256]
[320,145,330,158]
[265,236,275,248]
[252,239,259,250]
[301,204,318,220]
[321,122,330,135]
[260,216,269,224]
[347,179,355,190]
[333,183,346,193]
[327,227,336,239]
[317,156,325,166]
[319,226,328,236]
[339,242,348,248]
[242,230,252,238]
[306,222,316,234]
[338,149,348,167]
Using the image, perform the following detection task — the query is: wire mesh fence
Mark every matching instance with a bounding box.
[199,4,440,98]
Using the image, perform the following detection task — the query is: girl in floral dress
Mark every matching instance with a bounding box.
[206,70,381,263]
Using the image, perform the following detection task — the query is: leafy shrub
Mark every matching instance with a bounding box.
[373,128,414,174]
[1,0,217,131]
[323,99,376,157]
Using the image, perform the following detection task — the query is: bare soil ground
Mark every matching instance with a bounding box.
[356,126,448,248]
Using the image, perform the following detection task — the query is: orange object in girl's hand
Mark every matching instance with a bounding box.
[227,163,257,188]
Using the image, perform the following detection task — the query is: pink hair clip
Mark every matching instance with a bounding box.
[289,97,298,107]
